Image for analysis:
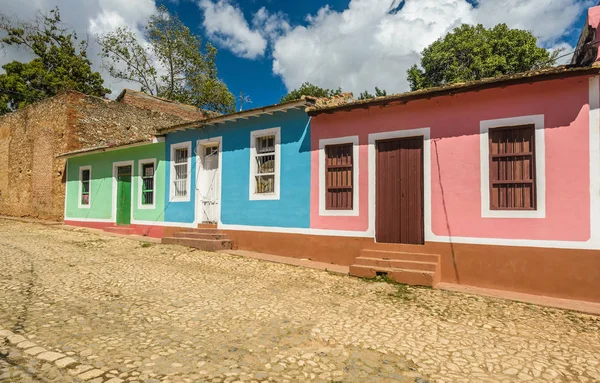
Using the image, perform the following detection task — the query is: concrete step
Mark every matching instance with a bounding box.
[354,257,437,272]
[162,237,233,251]
[172,231,228,240]
[104,226,135,235]
[349,265,435,287]
[359,249,439,263]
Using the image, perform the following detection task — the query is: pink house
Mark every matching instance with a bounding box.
[301,8,600,304]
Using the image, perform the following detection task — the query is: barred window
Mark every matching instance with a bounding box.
[172,145,190,199]
[141,162,154,205]
[254,134,276,194]
[80,167,91,206]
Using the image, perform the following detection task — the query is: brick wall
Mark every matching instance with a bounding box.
[0,91,194,221]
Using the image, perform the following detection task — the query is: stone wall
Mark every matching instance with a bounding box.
[0,90,195,221]
[117,89,209,122]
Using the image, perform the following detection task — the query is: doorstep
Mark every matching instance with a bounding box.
[220,249,349,275]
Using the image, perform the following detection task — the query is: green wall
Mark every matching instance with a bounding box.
[65,143,166,223]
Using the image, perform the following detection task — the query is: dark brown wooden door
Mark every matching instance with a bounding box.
[376,137,424,244]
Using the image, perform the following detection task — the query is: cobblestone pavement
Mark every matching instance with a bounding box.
[0,220,599,383]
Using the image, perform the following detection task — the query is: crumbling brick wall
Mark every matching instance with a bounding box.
[0,90,194,221]
[117,89,209,121]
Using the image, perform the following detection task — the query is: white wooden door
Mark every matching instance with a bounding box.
[197,144,220,223]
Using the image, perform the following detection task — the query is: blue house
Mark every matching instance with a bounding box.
[160,98,314,236]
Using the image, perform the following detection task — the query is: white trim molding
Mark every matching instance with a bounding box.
[130,219,197,228]
[64,217,114,223]
[249,127,281,201]
[480,114,546,218]
[368,128,431,240]
[195,136,223,225]
[137,158,157,210]
[169,141,192,202]
[218,222,374,238]
[318,136,359,216]
[112,160,134,224]
[78,165,92,209]
[587,76,600,248]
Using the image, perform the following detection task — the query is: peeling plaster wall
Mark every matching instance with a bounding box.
[0,91,193,221]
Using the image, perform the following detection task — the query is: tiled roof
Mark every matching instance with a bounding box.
[307,65,600,115]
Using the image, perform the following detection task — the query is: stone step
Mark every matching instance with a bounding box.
[162,237,233,251]
[172,231,228,240]
[197,223,218,229]
[354,257,437,272]
[349,265,435,287]
[181,228,223,234]
[103,226,135,235]
[359,249,439,263]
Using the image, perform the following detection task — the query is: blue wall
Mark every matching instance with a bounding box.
[164,109,311,228]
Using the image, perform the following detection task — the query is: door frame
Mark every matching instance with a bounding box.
[368,128,431,243]
[112,160,134,224]
[195,137,223,225]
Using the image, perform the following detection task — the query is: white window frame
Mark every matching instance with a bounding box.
[78,165,91,209]
[319,136,359,216]
[138,158,157,210]
[480,114,546,218]
[170,141,192,202]
[249,127,281,200]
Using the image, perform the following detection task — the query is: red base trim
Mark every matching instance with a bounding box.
[64,220,166,238]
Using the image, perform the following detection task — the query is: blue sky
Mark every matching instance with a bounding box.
[155,0,591,108]
[0,0,593,108]
[157,0,355,107]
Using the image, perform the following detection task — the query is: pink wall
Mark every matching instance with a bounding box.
[310,76,592,242]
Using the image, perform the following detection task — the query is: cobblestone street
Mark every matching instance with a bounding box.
[0,219,599,383]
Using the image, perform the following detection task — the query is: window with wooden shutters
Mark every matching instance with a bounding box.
[489,125,536,210]
[325,143,353,210]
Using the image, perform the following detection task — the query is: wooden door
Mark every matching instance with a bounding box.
[375,137,424,244]
[116,166,132,225]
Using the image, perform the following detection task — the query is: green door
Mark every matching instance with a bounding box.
[116,166,132,225]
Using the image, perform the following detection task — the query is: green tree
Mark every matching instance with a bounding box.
[98,6,235,114]
[280,82,343,103]
[358,87,387,100]
[407,24,558,91]
[0,8,109,114]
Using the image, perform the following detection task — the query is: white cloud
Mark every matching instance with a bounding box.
[473,0,593,44]
[252,7,290,42]
[198,0,267,59]
[549,42,576,65]
[0,0,158,97]
[273,0,475,94]
[201,0,591,95]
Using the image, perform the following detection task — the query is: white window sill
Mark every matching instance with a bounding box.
[170,196,190,203]
[319,208,359,217]
[249,193,280,201]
